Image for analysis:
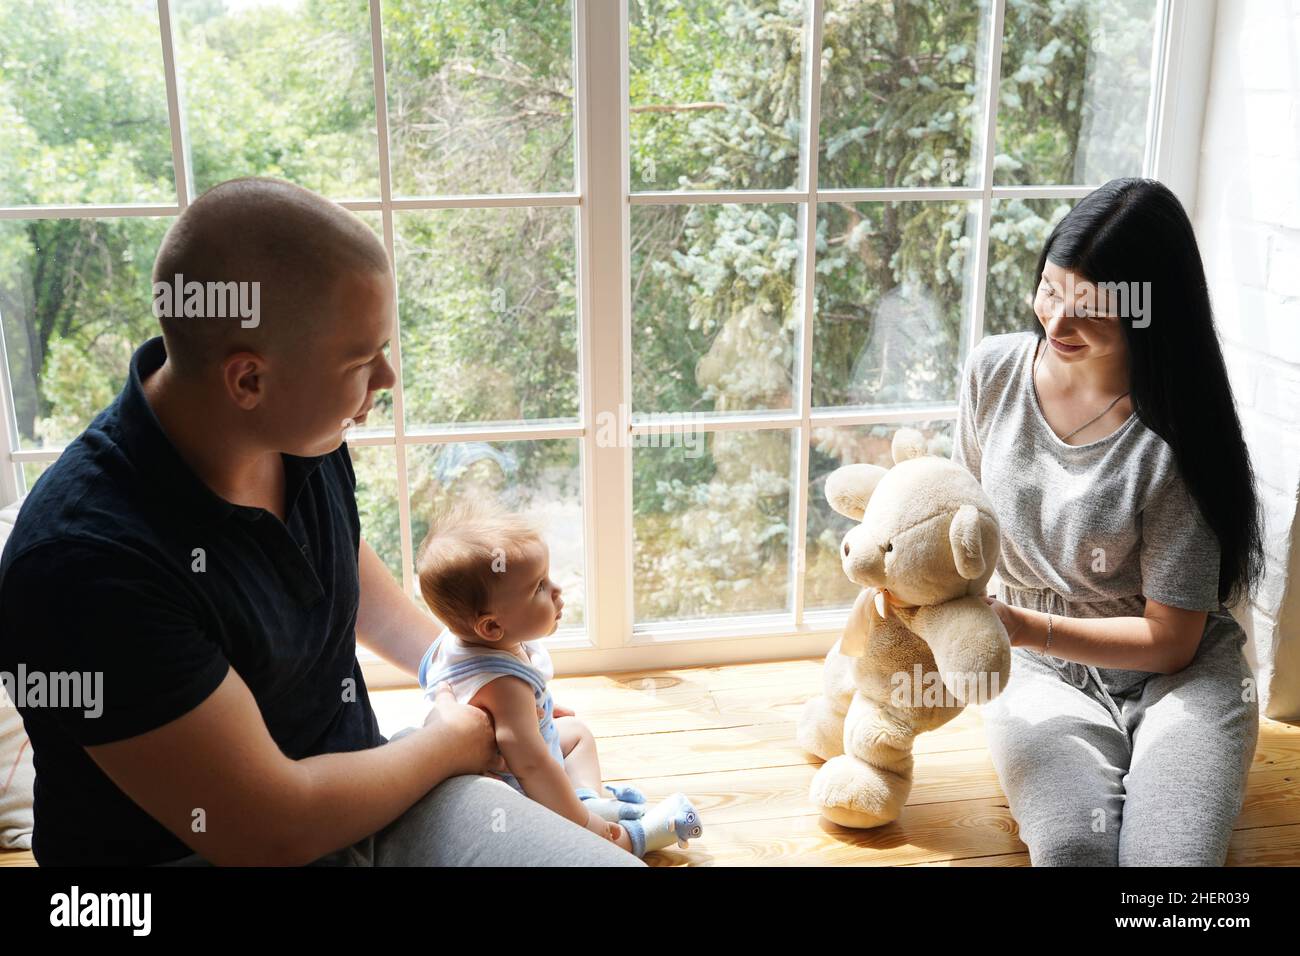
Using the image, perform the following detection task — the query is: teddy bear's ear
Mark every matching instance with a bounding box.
[949,504,989,580]
[824,463,888,520]
[891,427,927,464]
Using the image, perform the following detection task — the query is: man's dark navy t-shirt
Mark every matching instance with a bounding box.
[0,335,384,865]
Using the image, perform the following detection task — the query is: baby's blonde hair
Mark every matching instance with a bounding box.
[415,498,545,638]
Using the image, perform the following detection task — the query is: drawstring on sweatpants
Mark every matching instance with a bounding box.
[1000,583,1127,728]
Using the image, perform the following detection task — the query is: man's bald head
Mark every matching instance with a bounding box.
[152,177,390,373]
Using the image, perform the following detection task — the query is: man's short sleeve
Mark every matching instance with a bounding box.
[0,543,230,746]
[952,342,983,482]
[1139,470,1221,612]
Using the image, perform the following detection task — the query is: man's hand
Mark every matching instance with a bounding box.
[423,682,509,778]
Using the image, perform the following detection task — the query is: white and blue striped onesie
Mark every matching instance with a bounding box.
[417,627,565,795]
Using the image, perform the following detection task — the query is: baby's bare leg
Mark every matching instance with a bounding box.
[557,716,603,792]
[610,823,633,853]
[578,804,634,854]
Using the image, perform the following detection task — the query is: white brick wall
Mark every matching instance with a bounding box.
[1194,0,1300,719]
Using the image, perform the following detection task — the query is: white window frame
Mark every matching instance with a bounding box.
[0,0,1216,682]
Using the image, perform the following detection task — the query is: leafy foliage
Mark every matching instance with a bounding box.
[1,0,1156,623]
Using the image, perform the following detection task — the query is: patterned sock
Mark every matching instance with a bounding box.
[576,784,647,822]
[618,793,703,858]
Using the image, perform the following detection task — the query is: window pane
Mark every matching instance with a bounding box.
[19,460,52,498]
[174,0,379,198]
[634,428,793,624]
[382,0,575,196]
[348,442,402,581]
[406,438,585,630]
[818,0,992,189]
[984,197,1076,336]
[995,0,1159,185]
[0,216,172,451]
[0,0,176,205]
[631,203,800,416]
[813,200,976,409]
[629,0,806,192]
[395,206,577,429]
[804,419,955,611]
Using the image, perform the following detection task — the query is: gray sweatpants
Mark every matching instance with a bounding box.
[160,726,646,867]
[980,620,1259,866]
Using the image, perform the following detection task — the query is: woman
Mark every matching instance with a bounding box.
[956,177,1264,866]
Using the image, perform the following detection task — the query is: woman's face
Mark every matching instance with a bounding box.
[1033,259,1128,364]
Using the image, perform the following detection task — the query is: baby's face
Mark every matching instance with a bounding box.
[489,541,565,644]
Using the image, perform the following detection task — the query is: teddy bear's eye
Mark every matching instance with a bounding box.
[884,542,893,553]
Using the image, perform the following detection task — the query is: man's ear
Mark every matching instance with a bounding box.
[222,350,267,411]
[948,504,989,580]
[824,463,888,520]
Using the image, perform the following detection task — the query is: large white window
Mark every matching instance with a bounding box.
[0,0,1212,675]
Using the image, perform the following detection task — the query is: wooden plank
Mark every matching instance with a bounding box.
[593,719,1300,781]
[645,796,1025,867]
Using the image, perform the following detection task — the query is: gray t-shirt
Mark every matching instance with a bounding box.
[953,330,1234,694]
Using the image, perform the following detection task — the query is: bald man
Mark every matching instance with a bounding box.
[0,178,643,867]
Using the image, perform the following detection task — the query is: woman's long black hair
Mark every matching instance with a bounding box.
[1032,177,1264,608]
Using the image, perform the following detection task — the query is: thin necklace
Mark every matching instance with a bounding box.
[1034,339,1130,442]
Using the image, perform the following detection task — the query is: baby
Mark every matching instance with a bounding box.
[414,499,703,859]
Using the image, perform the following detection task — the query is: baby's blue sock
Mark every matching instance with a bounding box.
[618,793,703,858]
[576,784,646,822]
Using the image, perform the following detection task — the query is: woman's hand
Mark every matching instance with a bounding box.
[983,595,1028,647]
[423,682,510,778]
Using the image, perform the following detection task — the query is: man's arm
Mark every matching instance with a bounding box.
[85,671,504,866]
[355,536,441,679]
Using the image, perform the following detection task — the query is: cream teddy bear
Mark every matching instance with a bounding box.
[796,427,1011,828]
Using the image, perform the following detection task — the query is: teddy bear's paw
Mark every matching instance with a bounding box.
[796,695,846,761]
[810,756,911,829]
[844,706,915,769]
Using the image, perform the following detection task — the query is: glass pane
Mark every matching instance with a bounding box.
[804,419,956,611]
[0,0,176,205]
[382,0,575,196]
[818,0,992,188]
[0,216,172,451]
[631,203,800,416]
[395,206,577,429]
[628,0,806,192]
[348,442,402,581]
[995,0,1159,185]
[406,438,585,631]
[20,460,53,498]
[634,428,793,624]
[174,0,379,198]
[813,200,976,409]
[984,197,1076,336]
